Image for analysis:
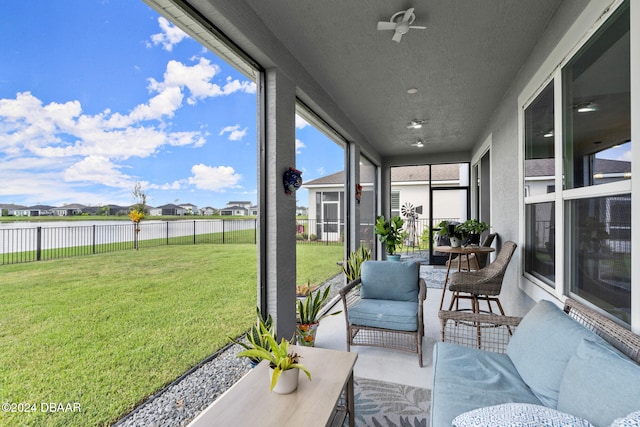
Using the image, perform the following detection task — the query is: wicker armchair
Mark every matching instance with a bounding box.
[447,241,517,315]
[446,233,496,271]
[339,261,427,366]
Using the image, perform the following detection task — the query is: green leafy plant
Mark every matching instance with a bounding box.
[435,220,464,239]
[458,219,489,235]
[229,307,275,365]
[374,215,405,255]
[237,323,311,391]
[296,286,341,325]
[341,246,371,282]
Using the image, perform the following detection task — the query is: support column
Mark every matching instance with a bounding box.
[259,68,297,339]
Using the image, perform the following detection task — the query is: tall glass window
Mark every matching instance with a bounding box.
[567,195,631,323]
[563,4,630,189]
[525,202,556,285]
[524,82,555,197]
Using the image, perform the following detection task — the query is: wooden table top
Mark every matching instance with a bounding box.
[435,245,495,255]
[187,345,357,427]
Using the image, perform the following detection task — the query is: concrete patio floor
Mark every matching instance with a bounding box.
[314,266,449,390]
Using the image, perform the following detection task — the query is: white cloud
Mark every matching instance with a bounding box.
[64,156,135,188]
[295,138,305,154]
[295,115,309,129]
[219,125,247,141]
[149,17,189,51]
[188,164,241,191]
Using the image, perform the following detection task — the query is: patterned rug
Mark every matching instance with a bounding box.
[419,266,447,289]
[349,377,431,427]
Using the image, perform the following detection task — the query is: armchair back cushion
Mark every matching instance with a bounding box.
[506,300,607,408]
[557,338,640,427]
[360,261,419,302]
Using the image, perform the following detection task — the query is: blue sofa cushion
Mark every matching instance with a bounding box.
[506,299,606,408]
[360,261,419,302]
[557,338,640,427]
[452,403,594,427]
[347,299,418,331]
[431,342,542,427]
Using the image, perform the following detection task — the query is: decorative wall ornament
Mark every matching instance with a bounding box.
[355,183,362,204]
[283,167,303,195]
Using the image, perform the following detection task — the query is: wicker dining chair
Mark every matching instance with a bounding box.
[447,241,517,315]
[446,233,496,271]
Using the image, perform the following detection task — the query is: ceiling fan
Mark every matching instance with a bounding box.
[377,8,426,43]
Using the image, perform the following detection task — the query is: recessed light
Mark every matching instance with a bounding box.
[407,119,424,129]
[411,140,424,148]
[576,102,598,113]
[407,88,418,94]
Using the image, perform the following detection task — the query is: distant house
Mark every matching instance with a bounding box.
[149,204,186,216]
[0,203,29,216]
[302,165,464,241]
[296,206,308,216]
[52,204,86,216]
[220,201,254,216]
[200,206,217,216]
[179,203,198,215]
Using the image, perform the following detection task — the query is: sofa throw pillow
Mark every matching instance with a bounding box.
[610,411,640,427]
[506,299,607,408]
[452,403,594,427]
[557,338,640,427]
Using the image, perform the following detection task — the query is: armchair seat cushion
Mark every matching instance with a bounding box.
[348,299,418,331]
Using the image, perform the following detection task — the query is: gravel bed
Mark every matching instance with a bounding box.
[114,273,346,427]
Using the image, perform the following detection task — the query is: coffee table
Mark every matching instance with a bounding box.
[187,345,358,427]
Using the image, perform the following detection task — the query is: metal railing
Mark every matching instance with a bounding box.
[0,219,258,265]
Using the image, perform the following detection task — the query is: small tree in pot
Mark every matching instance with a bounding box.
[374,215,405,259]
[458,219,490,246]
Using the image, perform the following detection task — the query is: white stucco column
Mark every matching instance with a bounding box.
[258,68,297,339]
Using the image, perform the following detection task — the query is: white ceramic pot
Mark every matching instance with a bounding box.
[269,367,299,394]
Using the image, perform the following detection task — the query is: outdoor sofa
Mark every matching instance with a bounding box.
[431,298,640,426]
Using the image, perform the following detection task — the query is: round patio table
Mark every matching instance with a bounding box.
[435,245,495,310]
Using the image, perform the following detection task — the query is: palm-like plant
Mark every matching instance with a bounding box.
[296,286,341,325]
[341,246,372,282]
[237,323,311,391]
[229,307,275,365]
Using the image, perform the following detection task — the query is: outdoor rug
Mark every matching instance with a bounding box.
[419,266,446,289]
[348,377,430,427]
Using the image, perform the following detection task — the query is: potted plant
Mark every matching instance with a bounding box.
[341,246,371,282]
[374,215,405,260]
[237,323,311,394]
[458,219,490,246]
[229,307,275,367]
[296,286,341,347]
[436,220,464,248]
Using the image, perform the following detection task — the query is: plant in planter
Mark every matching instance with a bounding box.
[374,215,405,259]
[237,323,311,394]
[296,286,341,347]
[341,246,372,282]
[458,219,490,246]
[436,220,464,248]
[229,307,275,367]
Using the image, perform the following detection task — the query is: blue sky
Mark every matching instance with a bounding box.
[0,0,343,210]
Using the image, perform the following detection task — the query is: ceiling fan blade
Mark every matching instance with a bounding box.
[409,25,427,30]
[392,31,403,43]
[377,21,396,31]
[402,8,414,23]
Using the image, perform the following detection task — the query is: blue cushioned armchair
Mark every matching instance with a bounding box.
[339,260,426,366]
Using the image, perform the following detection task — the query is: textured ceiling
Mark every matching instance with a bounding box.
[193,0,566,159]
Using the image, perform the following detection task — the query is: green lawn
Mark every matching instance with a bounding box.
[0,243,342,426]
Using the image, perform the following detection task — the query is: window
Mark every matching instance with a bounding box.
[522,1,631,324]
[563,4,630,190]
[567,195,631,323]
[525,82,555,197]
[358,156,377,252]
[525,202,555,285]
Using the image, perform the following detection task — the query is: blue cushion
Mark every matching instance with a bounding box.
[431,342,542,427]
[452,403,594,427]
[557,338,640,427]
[347,299,418,331]
[506,300,607,408]
[360,261,419,301]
